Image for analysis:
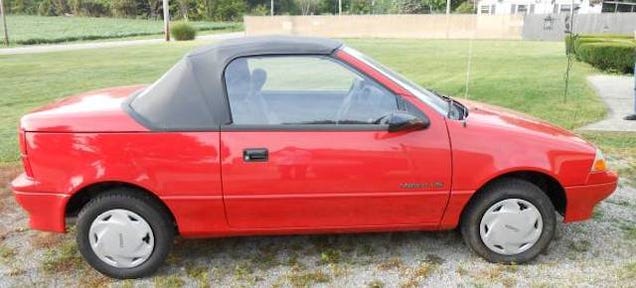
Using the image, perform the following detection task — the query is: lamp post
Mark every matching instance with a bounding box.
[271,0,274,16]
[0,0,8,46]
[625,62,636,121]
[163,0,170,41]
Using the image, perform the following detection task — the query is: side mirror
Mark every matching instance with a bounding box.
[384,112,430,133]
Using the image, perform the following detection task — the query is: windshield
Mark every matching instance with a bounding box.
[342,46,449,116]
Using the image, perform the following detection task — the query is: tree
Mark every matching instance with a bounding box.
[349,0,371,14]
[454,1,473,13]
[111,0,136,17]
[37,0,56,15]
[142,0,162,19]
[9,0,27,13]
[275,0,298,15]
[214,0,247,21]
[424,0,446,13]
[390,0,426,14]
[248,3,268,15]
[295,0,319,15]
[176,0,193,20]
[317,0,335,14]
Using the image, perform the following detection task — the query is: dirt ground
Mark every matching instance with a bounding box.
[0,164,634,288]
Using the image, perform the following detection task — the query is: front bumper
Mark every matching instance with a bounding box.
[11,173,68,233]
[563,171,618,222]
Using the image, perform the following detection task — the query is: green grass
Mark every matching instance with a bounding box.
[0,38,623,163]
[0,244,16,263]
[154,275,185,288]
[320,248,342,264]
[621,262,636,281]
[185,263,211,288]
[287,270,331,287]
[0,40,203,162]
[367,279,385,288]
[3,15,242,46]
[348,39,606,129]
[41,240,83,273]
[580,132,636,183]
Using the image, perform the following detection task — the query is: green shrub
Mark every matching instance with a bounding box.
[573,37,606,59]
[564,33,636,72]
[578,34,634,39]
[577,42,636,73]
[171,22,197,41]
[575,37,633,51]
[565,33,634,55]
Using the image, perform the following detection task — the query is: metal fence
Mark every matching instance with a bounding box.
[522,13,636,41]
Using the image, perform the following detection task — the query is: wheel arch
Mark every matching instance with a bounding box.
[464,170,567,217]
[65,181,178,234]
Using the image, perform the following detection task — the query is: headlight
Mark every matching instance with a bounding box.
[591,149,607,172]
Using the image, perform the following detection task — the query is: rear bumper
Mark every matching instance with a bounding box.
[564,171,618,222]
[11,173,68,233]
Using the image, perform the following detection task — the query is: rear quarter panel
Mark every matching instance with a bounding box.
[23,132,225,236]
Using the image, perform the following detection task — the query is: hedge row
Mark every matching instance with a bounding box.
[565,34,636,74]
[578,42,636,73]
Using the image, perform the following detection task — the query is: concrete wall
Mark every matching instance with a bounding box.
[244,15,524,40]
[245,14,636,41]
[522,13,636,41]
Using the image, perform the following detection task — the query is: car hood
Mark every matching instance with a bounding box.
[21,85,149,132]
[458,99,592,148]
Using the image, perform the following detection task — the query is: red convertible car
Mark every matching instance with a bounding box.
[12,36,617,278]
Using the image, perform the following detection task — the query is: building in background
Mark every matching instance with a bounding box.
[477,0,602,15]
[601,0,636,12]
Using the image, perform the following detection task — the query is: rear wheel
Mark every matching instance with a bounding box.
[460,178,556,263]
[76,190,174,278]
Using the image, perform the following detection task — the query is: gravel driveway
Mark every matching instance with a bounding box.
[0,164,634,288]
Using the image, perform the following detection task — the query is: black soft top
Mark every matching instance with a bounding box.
[126,36,343,131]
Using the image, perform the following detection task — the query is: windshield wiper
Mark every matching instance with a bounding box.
[459,102,469,127]
[431,90,458,119]
[447,98,455,119]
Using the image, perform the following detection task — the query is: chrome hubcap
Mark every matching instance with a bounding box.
[88,209,154,268]
[479,198,543,255]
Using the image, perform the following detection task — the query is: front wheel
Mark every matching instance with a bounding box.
[76,190,174,279]
[460,179,556,263]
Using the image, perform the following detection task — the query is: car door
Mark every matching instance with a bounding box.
[220,55,452,229]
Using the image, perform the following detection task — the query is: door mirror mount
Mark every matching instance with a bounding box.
[384,112,430,133]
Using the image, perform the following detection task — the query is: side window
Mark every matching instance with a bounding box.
[401,98,427,120]
[224,56,398,125]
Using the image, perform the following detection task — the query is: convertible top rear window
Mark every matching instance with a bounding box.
[129,59,215,130]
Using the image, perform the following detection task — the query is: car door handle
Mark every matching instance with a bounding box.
[243,148,268,162]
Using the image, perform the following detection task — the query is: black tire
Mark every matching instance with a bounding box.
[460,178,556,263]
[76,189,174,279]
